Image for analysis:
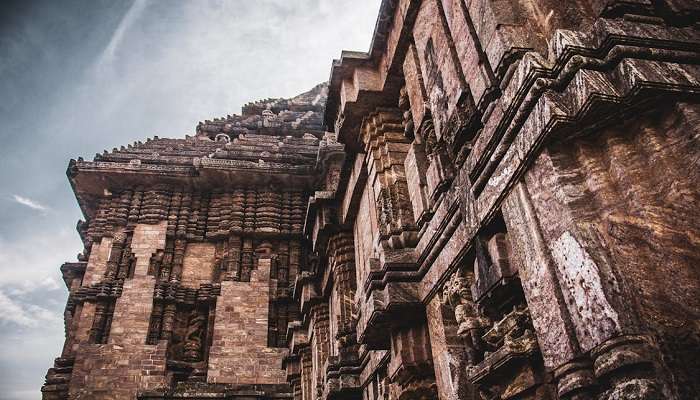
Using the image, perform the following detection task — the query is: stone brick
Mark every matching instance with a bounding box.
[207,258,287,385]
[44,4,700,400]
[181,243,216,288]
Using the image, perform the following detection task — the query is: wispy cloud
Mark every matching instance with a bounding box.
[12,195,49,212]
[95,0,147,71]
[5,277,61,297]
[0,230,78,287]
[0,290,61,328]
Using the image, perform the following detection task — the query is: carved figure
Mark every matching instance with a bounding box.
[183,309,206,362]
[482,305,537,354]
[443,272,491,365]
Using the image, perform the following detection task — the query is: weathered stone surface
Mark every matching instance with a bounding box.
[208,258,287,385]
[181,243,216,288]
[45,1,700,399]
[45,86,325,399]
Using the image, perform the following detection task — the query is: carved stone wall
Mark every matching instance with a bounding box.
[208,258,288,385]
[314,0,699,399]
[509,101,700,399]
[43,85,325,399]
[44,2,700,400]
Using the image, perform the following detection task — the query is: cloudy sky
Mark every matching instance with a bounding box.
[0,1,379,398]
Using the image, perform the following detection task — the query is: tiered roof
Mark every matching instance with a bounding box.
[68,84,330,219]
[196,82,327,139]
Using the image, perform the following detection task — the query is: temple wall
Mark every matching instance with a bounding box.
[45,188,310,399]
[44,1,700,400]
[519,102,700,398]
[181,243,217,288]
[68,223,169,399]
[82,237,112,286]
[69,342,168,400]
[354,181,379,293]
[293,0,699,400]
[208,258,288,385]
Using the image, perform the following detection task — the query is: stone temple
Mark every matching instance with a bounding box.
[42,0,700,399]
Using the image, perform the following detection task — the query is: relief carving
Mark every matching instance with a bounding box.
[423,38,449,143]
[183,309,207,362]
[439,222,553,400]
[442,272,491,367]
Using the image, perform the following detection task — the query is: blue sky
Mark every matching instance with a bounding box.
[0,1,380,398]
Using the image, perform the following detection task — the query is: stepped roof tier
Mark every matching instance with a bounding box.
[196,82,327,139]
[68,83,335,220]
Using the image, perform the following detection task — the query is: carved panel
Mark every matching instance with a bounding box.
[440,216,555,400]
[361,109,419,250]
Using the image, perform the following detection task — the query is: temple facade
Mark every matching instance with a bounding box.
[43,1,700,399]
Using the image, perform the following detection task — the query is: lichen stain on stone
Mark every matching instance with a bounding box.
[487,164,513,189]
[550,230,620,351]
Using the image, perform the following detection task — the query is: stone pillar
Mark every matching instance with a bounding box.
[300,348,313,400]
[68,222,169,399]
[361,108,418,250]
[310,303,330,400]
[503,100,700,400]
[323,232,362,399]
[502,182,594,399]
[332,261,358,357]
[291,376,302,400]
[328,233,357,348]
[388,317,438,400]
[425,296,473,400]
[400,82,432,228]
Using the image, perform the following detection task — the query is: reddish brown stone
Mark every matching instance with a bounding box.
[44,2,700,399]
